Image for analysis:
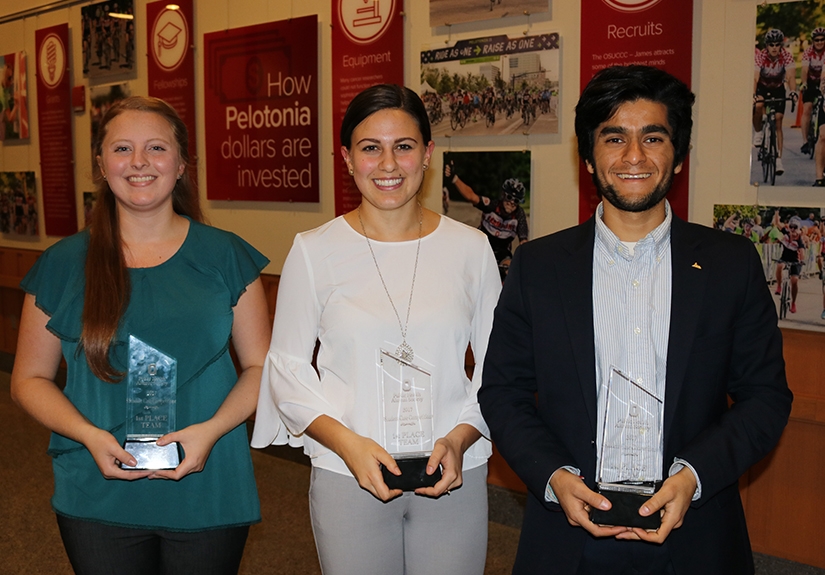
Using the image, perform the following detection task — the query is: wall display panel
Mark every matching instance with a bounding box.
[204,16,319,203]
[441,150,531,280]
[751,1,825,189]
[429,0,550,28]
[420,32,560,138]
[81,0,137,79]
[147,0,196,177]
[332,0,404,216]
[0,172,37,236]
[713,204,825,332]
[35,23,77,237]
[0,52,29,141]
[578,0,693,223]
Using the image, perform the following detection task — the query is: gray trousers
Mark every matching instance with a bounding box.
[309,464,489,575]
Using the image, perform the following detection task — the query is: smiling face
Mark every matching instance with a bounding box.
[586,98,681,214]
[341,108,434,214]
[97,109,185,216]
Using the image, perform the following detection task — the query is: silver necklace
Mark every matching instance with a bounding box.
[358,204,422,363]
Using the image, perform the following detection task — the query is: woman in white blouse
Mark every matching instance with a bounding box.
[252,84,501,575]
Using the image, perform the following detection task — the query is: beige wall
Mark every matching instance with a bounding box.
[0,0,782,274]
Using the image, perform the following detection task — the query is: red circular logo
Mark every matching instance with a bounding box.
[601,0,663,12]
[337,0,396,45]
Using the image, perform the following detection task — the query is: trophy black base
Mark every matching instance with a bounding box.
[120,439,181,470]
[590,483,662,530]
[380,456,442,491]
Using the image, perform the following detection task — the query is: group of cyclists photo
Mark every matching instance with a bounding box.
[422,85,557,136]
[752,6,825,186]
[714,205,825,325]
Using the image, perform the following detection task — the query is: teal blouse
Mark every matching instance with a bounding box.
[21,219,268,532]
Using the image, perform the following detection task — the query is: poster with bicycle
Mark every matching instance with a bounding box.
[429,0,550,28]
[714,204,825,332]
[442,151,531,281]
[751,1,825,188]
[420,32,559,137]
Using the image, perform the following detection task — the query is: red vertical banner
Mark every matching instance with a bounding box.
[332,0,404,216]
[579,0,693,222]
[147,0,196,177]
[203,16,319,202]
[35,24,78,237]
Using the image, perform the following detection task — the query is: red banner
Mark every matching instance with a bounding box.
[203,16,318,202]
[35,24,78,237]
[579,0,693,222]
[147,0,196,177]
[332,0,404,216]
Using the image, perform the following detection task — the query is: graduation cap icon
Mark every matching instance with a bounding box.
[156,21,183,57]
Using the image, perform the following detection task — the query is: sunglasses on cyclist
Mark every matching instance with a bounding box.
[789,225,799,230]
[815,37,825,42]
[768,42,782,47]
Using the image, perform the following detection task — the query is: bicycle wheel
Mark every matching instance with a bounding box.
[761,124,771,184]
[768,124,777,185]
[450,112,459,131]
[779,277,790,319]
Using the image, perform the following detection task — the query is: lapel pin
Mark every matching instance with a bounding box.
[692,262,702,270]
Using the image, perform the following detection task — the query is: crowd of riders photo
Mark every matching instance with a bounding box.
[422,85,556,133]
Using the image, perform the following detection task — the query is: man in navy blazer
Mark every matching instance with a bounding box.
[479,65,792,575]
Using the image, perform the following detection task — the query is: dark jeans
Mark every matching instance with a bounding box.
[56,514,249,575]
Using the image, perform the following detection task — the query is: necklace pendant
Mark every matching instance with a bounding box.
[397,341,414,363]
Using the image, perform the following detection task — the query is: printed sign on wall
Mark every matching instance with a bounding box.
[332,0,404,216]
[578,0,693,222]
[36,24,78,237]
[147,0,196,175]
[204,16,319,202]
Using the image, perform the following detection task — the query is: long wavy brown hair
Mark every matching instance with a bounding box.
[83,96,204,382]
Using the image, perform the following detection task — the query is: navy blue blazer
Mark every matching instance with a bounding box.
[479,215,792,575]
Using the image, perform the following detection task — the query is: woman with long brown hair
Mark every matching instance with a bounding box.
[11,96,270,575]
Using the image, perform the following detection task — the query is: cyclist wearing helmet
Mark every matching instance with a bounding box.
[753,28,797,176]
[775,214,807,314]
[800,27,825,155]
[444,162,529,277]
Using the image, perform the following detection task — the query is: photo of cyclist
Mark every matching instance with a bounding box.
[813,73,825,186]
[714,204,825,327]
[443,158,529,280]
[800,28,825,156]
[754,28,797,176]
[775,214,807,314]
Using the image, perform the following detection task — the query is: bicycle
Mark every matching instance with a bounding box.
[756,94,797,186]
[485,102,496,128]
[427,99,444,125]
[773,259,798,319]
[449,102,468,131]
[805,94,823,159]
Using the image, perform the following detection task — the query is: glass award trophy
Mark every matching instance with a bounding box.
[120,335,181,470]
[590,367,663,529]
[377,349,441,490]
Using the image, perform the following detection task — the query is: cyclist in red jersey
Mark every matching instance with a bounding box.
[800,28,825,155]
[753,29,797,176]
